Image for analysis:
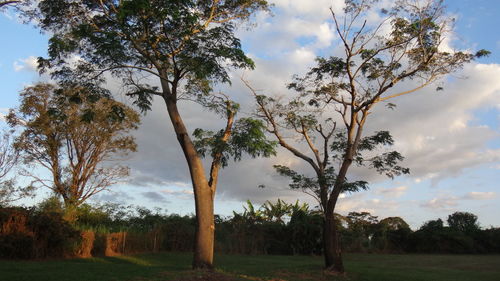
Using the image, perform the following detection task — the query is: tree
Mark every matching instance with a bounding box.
[378,217,410,231]
[372,216,411,253]
[288,204,323,255]
[260,198,292,223]
[33,0,270,269]
[0,129,32,205]
[250,86,409,271]
[420,218,444,231]
[345,211,379,251]
[447,211,480,234]
[7,83,139,218]
[249,0,486,273]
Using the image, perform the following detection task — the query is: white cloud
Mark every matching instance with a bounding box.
[142,191,169,202]
[91,190,134,204]
[13,56,38,72]
[273,0,346,18]
[420,197,459,210]
[462,191,496,200]
[419,191,496,211]
[161,188,195,200]
[376,186,408,198]
[290,47,316,64]
[335,193,400,217]
[363,63,500,184]
[161,189,194,195]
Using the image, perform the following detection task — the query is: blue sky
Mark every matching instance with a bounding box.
[1,0,500,229]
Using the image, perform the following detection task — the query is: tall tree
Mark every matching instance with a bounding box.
[249,0,487,273]
[33,0,269,269]
[7,83,139,218]
[250,85,409,272]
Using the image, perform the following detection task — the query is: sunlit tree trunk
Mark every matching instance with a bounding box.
[164,98,214,269]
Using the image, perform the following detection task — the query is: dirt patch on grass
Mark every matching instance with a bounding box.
[164,270,237,281]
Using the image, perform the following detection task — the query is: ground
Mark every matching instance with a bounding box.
[1,252,499,281]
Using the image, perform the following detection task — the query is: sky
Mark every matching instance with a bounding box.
[1,0,500,229]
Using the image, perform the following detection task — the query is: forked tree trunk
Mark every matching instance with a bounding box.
[164,98,215,269]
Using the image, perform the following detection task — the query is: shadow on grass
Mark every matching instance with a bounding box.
[0,252,193,281]
[2,253,500,281]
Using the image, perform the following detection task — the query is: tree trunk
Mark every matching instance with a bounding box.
[322,150,354,274]
[164,98,214,269]
[323,205,344,274]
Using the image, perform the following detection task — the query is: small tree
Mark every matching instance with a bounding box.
[33,0,270,269]
[345,211,379,251]
[250,0,486,273]
[372,216,411,253]
[447,211,480,234]
[7,83,139,217]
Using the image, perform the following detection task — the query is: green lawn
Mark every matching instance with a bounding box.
[1,252,499,281]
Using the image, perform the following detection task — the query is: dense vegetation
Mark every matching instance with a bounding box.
[1,198,499,260]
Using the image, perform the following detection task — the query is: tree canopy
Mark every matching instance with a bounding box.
[7,83,140,212]
[35,0,269,108]
[447,211,480,234]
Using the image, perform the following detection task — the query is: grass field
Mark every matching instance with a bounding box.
[1,252,499,281]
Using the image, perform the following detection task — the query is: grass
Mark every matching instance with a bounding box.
[1,252,499,281]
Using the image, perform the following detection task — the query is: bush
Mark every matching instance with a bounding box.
[0,232,34,259]
[0,207,81,259]
[29,211,81,258]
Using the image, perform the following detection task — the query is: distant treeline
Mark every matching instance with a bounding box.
[1,198,499,259]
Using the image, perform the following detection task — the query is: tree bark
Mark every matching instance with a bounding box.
[164,98,214,269]
[322,155,353,274]
[323,201,345,273]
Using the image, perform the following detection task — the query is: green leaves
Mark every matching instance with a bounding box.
[36,0,269,109]
[274,165,320,193]
[9,83,140,207]
[274,164,368,197]
[475,49,491,58]
[447,212,480,234]
[358,131,394,151]
[368,151,410,179]
[193,118,277,168]
[125,84,159,113]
